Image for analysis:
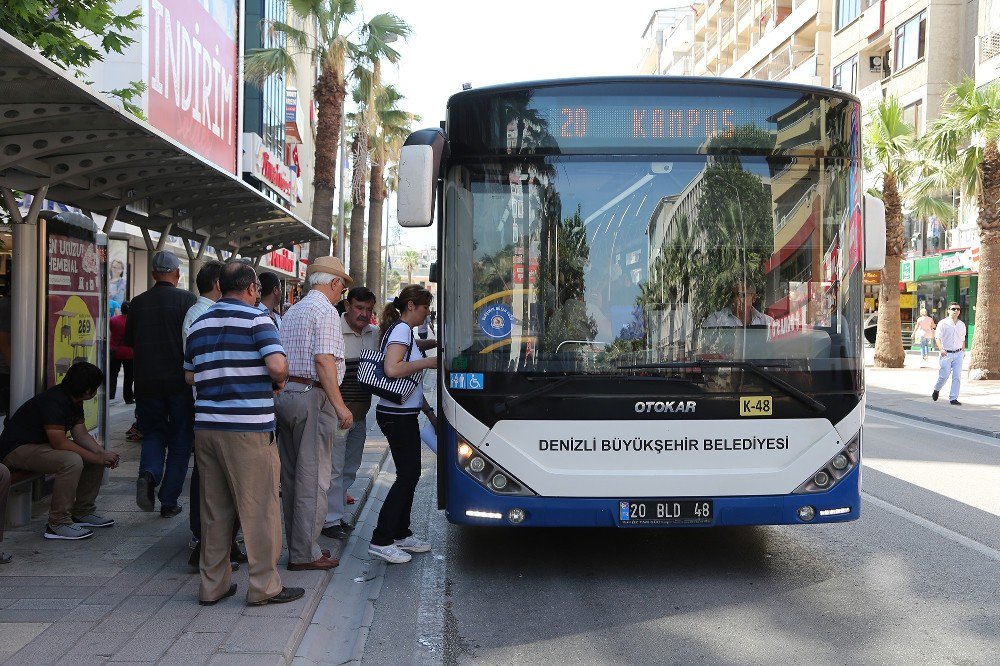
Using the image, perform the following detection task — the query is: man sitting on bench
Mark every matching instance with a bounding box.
[0,362,120,540]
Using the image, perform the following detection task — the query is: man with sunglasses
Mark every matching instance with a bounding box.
[932,303,967,406]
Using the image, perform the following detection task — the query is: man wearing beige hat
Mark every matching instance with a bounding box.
[275,256,354,570]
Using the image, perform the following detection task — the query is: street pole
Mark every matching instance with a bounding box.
[335,105,347,260]
[383,198,391,302]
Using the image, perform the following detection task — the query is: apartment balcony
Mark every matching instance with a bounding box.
[692,43,707,74]
[975,32,1000,88]
[720,15,736,48]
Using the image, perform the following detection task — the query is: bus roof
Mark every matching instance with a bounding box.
[446,76,861,107]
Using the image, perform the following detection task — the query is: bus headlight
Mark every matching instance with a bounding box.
[794,431,861,494]
[455,435,534,496]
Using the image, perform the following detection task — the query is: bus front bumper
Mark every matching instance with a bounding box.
[444,465,861,528]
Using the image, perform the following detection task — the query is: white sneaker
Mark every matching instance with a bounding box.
[368,543,412,564]
[394,535,431,553]
[44,523,94,540]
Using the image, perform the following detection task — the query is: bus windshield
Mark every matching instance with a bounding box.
[443,154,864,394]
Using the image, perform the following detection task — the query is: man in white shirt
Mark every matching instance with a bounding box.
[932,302,967,405]
[703,281,774,327]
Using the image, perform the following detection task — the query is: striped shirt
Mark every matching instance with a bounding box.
[280,289,345,384]
[184,298,285,432]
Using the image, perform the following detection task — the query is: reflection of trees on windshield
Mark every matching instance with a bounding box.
[538,205,597,352]
[692,161,774,321]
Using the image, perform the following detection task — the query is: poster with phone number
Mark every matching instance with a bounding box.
[45,219,105,432]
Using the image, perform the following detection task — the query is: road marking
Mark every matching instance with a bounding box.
[863,492,1000,563]
[413,462,446,666]
[867,411,1000,448]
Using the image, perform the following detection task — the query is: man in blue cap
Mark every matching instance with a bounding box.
[124,251,197,517]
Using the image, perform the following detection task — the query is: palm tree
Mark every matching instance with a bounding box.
[244,2,408,258]
[922,78,1000,378]
[367,85,414,294]
[864,97,916,369]
[399,248,421,284]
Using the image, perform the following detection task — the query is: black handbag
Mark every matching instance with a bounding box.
[357,321,422,404]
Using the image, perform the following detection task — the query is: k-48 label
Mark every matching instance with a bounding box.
[740,396,772,416]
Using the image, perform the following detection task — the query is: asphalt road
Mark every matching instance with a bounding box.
[358,412,1000,665]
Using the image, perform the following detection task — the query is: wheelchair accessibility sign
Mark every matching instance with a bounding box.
[449,373,484,390]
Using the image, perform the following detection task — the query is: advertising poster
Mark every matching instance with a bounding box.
[108,239,129,308]
[45,216,105,432]
[147,0,240,173]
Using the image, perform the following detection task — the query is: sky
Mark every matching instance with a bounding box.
[351,0,677,248]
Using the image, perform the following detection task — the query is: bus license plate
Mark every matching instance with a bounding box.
[619,500,713,525]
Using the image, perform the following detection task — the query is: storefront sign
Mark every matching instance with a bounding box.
[899,260,914,282]
[900,293,916,308]
[242,133,293,201]
[147,0,239,173]
[938,247,980,274]
[262,247,296,276]
[863,270,881,285]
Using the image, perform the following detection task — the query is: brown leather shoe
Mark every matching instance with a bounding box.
[287,555,339,571]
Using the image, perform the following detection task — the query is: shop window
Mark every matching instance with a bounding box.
[895,10,927,72]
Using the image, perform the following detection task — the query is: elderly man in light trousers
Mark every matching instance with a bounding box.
[275,257,354,571]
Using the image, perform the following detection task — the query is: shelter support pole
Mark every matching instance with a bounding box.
[101,206,120,235]
[9,185,47,412]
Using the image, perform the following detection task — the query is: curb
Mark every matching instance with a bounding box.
[867,404,1000,439]
[287,440,393,661]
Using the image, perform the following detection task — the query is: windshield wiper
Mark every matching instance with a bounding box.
[618,361,826,414]
[493,374,700,415]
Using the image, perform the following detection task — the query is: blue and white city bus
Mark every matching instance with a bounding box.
[397,77,886,528]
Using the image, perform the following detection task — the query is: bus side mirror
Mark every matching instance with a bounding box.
[428,261,439,283]
[398,145,435,227]
[863,195,886,271]
[397,127,448,228]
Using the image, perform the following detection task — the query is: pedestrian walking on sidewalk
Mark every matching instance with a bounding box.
[0,362,119,540]
[184,261,303,606]
[323,286,379,539]
[368,286,438,565]
[275,256,353,571]
[914,308,935,361]
[932,302,966,406]
[125,250,197,517]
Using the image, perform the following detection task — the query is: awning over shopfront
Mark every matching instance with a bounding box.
[0,29,325,258]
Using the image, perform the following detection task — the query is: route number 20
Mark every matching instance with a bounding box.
[560,108,587,138]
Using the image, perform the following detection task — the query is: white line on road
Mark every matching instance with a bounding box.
[867,411,1000,449]
[412,468,447,666]
[862,492,1000,563]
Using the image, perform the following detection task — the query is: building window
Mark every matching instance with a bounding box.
[895,10,927,71]
[836,0,861,30]
[833,55,859,93]
[903,99,924,136]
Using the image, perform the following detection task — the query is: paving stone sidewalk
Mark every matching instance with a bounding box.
[0,399,389,664]
[864,348,1000,437]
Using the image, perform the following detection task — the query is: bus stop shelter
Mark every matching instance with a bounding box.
[0,28,326,426]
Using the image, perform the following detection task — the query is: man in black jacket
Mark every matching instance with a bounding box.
[124,251,197,516]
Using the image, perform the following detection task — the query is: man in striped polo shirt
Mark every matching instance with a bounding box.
[184,261,302,607]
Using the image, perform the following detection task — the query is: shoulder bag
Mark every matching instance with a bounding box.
[356,321,422,404]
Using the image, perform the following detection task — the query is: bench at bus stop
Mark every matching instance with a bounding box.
[3,468,45,528]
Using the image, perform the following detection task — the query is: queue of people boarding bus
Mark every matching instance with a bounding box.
[0,251,437,607]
